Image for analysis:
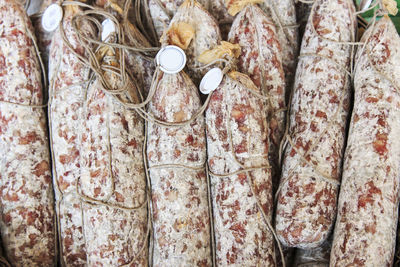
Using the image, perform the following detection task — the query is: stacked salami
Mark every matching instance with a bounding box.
[2,0,400,266]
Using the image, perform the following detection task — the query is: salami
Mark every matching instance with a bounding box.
[330,16,400,267]
[95,0,156,95]
[206,71,275,266]
[275,0,356,248]
[78,37,148,266]
[228,3,286,192]
[147,71,212,266]
[164,0,221,86]
[258,0,298,100]
[48,5,94,266]
[0,0,56,266]
[147,0,210,41]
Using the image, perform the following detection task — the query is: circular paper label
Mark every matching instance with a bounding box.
[156,45,187,74]
[42,4,63,32]
[102,19,116,42]
[199,68,223,94]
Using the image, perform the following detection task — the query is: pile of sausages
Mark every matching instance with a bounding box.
[0,0,400,266]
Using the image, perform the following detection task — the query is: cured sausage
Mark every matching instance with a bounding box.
[48,5,94,266]
[258,0,298,100]
[330,16,400,267]
[206,71,275,266]
[147,0,210,41]
[95,0,156,96]
[78,38,148,267]
[164,0,221,86]
[147,71,212,266]
[0,0,56,265]
[275,0,356,248]
[228,3,286,192]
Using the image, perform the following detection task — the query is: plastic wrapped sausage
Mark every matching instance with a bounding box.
[0,0,56,265]
[330,16,400,266]
[275,0,356,249]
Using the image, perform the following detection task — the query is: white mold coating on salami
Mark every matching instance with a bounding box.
[166,0,221,85]
[228,4,285,190]
[147,72,211,267]
[206,72,275,266]
[258,0,298,98]
[0,0,56,266]
[123,22,155,96]
[79,61,148,266]
[275,0,356,249]
[330,17,400,267]
[48,6,92,266]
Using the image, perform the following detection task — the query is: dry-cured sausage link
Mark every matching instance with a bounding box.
[147,72,211,267]
[259,0,298,101]
[275,0,356,249]
[0,0,56,266]
[79,43,148,266]
[228,4,285,192]
[330,16,400,267]
[147,0,211,41]
[206,71,275,266]
[48,5,94,266]
[165,0,221,86]
[95,0,156,96]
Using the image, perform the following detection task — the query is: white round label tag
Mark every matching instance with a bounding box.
[156,45,187,74]
[42,4,63,32]
[199,68,223,94]
[102,19,116,42]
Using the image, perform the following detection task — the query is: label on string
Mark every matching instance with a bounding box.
[199,68,223,94]
[102,19,116,42]
[156,45,187,74]
[42,4,63,32]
